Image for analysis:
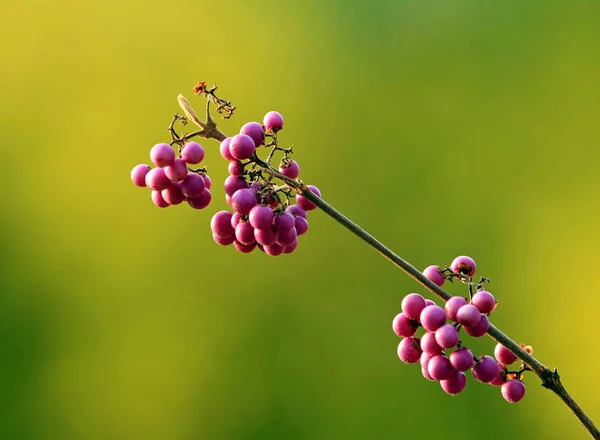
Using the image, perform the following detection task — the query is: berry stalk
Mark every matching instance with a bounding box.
[158,90,600,439]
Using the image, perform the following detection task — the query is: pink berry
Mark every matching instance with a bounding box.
[181,173,206,198]
[235,222,256,246]
[444,296,468,322]
[203,175,212,189]
[296,185,321,211]
[181,142,204,164]
[435,324,459,349]
[240,122,265,147]
[472,356,500,383]
[456,304,481,327]
[392,313,419,338]
[420,331,443,355]
[234,241,256,253]
[294,217,309,235]
[151,190,169,208]
[263,111,284,133]
[450,256,476,277]
[397,337,422,364]
[423,265,445,286]
[401,293,427,321]
[449,347,474,372]
[229,134,256,160]
[264,243,285,256]
[463,314,489,337]
[161,183,185,205]
[428,355,454,380]
[213,233,235,246]
[131,164,151,187]
[187,189,211,209]
[501,380,526,403]
[211,211,235,238]
[164,158,188,182]
[145,168,171,191]
[494,343,518,366]
[254,226,278,246]
[279,160,300,179]
[420,305,446,332]
[472,291,497,314]
[231,189,257,215]
[224,176,248,197]
[150,143,175,167]
[441,371,467,395]
[249,205,275,230]
[220,137,234,161]
[228,161,245,177]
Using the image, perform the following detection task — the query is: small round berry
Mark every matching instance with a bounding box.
[425,299,436,307]
[501,380,526,403]
[494,343,518,366]
[234,241,256,253]
[286,205,308,219]
[228,160,245,177]
[145,168,171,191]
[203,175,212,189]
[211,211,235,238]
[423,265,445,286]
[181,173,206,198]
[264,243,285,256]
[450,347,474,372]
[277,227,298,248]
[428,355,454,381]
[397,337,422,364]
[249,205,275,230]
[231,212,243,229]
[421,352,434,370]
[263,111,284,133]
[240,121,265,147]
[150,143,175,167]
[420,331,443,355]
[254,226,278,246]
[463,314,489,337]
[444,296,468,322]
[220,137,234,161]
[181,142,204,164]
[472,356,500,383]
[235,222,256,245]
[401,293,427,321]
[489,363,506,386]
[456,304,481,328]
[187,189,211,209]
[435,324,459,349]
[441,371,467,395]
[472,291,497,314]
[420,305,446,332]
[164,158,188,182]
[450,256,476,277]
[283,241,298,254]
[392,313,419,338]
[229,134,256,160]
[161,183,185,205]
[213,233,235,246]
[274,213,295,233]
[131,164,151,187]
[279,160,300,179]
[151,190,169,208]
[294,217,309,235]
[231,189,257,215]
[296,185,321,211]
[224,176,248,197]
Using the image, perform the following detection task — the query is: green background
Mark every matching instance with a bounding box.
[1,0,599,439]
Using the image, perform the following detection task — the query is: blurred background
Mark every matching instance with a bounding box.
[1,0,599,438]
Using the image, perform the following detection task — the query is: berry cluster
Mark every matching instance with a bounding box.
[393,255,528,403]
[210,111,321,255]
[130,142,212,209]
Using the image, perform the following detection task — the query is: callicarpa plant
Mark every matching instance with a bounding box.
[130,81,599,439]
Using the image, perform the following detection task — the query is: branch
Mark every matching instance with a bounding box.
[177,94,600,440]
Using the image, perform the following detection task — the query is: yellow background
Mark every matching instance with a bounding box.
[1,0,599,439]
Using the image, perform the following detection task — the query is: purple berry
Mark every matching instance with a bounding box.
[441,371,467,395]
[220,137,234,160]
[231,212,243,229]
[213,233,235,246]
[131,164,151,187]
[145,167,171,191]
[264,243,285,256]
[249,205,275,230]
[164,158,188,182]
[181,173,206,198]
[420,331,443,355]
[240,121,265,146]
[255,226,278,246]
[229,134,256,160]
[435,324,460,349]
[456,304,481,328]
[401,293,427,321]
[425,299,436,307]
[472,356,500,383]
[489,363,506,386]
[444,296,468,322]
[151,190,169,208]
[210,211,235,238]
[501,380,526,403]
[463,314,489,337]
[397,337,422,364]
[494,344,518,366]
[450,347,474,372]
[187,189,211,209]
[234,241,256,253]
[420,305,446,332]
[277,227,298,248]
[231,189,257,215]
[161,183,185,205]
[263,111,284,133]
[224,176,248,197]
[296,185,321,211]
[428,355,454,381]
[472,291,497,314]
[203,175,212,189]
[286,205,308,219]
[181,142,204,164]
[150,143,175,168]
[279,160,300,179]
[392,313,419,338]
[450,255,476,277]
[294,217,309,235]
[274,213,295,233]
[235,222,256,245]
[228,161,245,177]
[423,265,445,286]
[283,241,298,254]
[421,353,435,381]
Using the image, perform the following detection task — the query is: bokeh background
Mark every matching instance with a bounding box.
[1,0,599,439]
